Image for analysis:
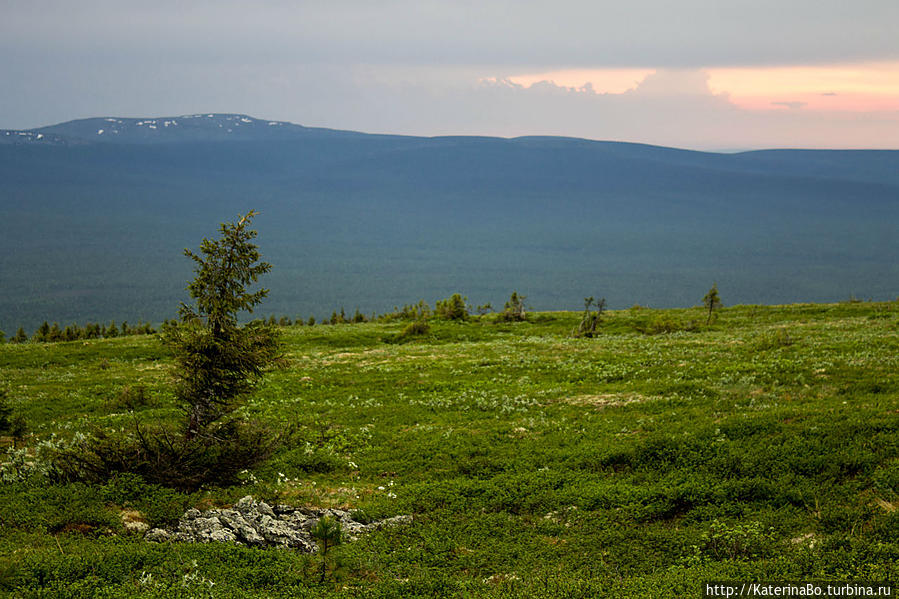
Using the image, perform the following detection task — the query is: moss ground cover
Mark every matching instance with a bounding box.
[1,301,897,597]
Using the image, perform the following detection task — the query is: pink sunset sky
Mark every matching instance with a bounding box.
[508,63,899,113]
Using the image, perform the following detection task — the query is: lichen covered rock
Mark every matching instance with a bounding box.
[144,496,411,552]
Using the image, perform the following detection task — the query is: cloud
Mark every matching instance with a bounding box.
[623,69,716,97]
[771,101,808,110]
[318,68,898,149]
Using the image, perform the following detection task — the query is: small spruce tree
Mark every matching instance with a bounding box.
[703,284,722,325]
[575,296,606,338]
[162,211,281,438]
[53,212,281,491]
[34,321,50,342]
[435,293,469,320]
[500,291,527,322]
[311,516,343,583]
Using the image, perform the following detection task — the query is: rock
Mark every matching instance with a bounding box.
[256,515,316,551]
[297,517,318,532]
[219,509,265,545]
[286,512,311,528]
[234,496,256,514]
[340,520,369,536]
[187,516,229,543]
[197,526,237,544]
[182,508,202,520]
[380,514,413,528]
[184,514,238,543]
[124,520,150,534]
[145,528,171,542]
[143,496,411,552]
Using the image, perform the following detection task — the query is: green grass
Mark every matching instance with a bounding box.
[1,302,898,597]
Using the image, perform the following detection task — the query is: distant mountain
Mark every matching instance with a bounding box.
[1,113,368,145]
[1,114,898,331]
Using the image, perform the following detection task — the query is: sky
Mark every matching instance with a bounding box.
[2,0,898,150]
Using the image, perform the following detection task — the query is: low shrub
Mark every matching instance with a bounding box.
[378,300,431,322]
[276,445,343,474]
[435,294,469,321]
[52,419,279,492]
[391,320,430,342]
[99,473,197,528]
[496,292,527,323]
[872,459,899,495]
[632,315,700,335]
[755,328,795,349]
[694,519,777,561]
[111,385,152,411]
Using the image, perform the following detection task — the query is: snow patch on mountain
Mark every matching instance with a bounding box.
[1,113,321,145]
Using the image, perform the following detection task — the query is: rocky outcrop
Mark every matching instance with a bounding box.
[144,496,411,551]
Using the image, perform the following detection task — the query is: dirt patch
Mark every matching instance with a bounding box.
[562,393,651,408]
[121,509,149,533]
[317,348,390,366]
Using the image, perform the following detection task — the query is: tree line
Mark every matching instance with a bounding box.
[2,320,156,344]
[285,290,528,328]
[3,284,722,345]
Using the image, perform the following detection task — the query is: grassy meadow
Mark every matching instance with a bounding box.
[1,301,898,597]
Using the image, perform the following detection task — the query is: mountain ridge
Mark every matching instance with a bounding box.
[5,113,894,156]
[1,113,386,146]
